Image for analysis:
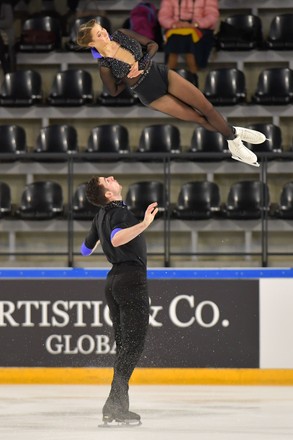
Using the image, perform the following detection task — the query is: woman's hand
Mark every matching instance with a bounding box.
[127,61,144,79]
[173,20,193,28]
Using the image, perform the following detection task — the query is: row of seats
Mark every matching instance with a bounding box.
[0,181,97,220]
[0,67,197,107]
[16,15,112,53]
[0,123,288,157]
[1,67,293,106]
[14,13,293,53]
[1,180,293,221]
[215,13,293,51]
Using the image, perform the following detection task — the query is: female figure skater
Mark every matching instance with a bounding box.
[76,19,265,166]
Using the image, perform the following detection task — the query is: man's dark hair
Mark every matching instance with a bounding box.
[85,176,108,207]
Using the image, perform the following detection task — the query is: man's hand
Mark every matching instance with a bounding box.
[127,61,144,79]
[142,202,159,227]
[111,202,159,247]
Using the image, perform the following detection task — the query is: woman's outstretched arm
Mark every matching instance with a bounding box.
[118,28,159,58]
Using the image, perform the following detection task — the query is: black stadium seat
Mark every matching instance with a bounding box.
[125,181,167,219]
[18,16,62,52]
[97,85,138,106]
[266,14,293,50]
[245,123,283,155]
[216,14,263,50]
[34,124,79,159]
[203,68,246,105]
[271,182,293,219]
[17,181,64,220]
[0,70,43,106]
[85,124,130,155]
[189,126,228,160]
[251,68,293,105]
[224,181,270,220]
[47,70,94,106]
[172,181,222,220]
[137,124,181,153]
[0,125,27,159]
[0,182,12,218]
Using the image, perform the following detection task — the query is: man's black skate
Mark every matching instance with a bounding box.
[98,410,141,428]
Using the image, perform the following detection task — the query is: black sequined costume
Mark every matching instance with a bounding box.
[98,29,169,105]
[99,30,147,78]
[95,29,237,141]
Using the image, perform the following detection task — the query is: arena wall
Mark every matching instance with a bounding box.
[0,268,292,384]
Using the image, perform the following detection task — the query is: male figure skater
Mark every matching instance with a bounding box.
[80,175,158,426]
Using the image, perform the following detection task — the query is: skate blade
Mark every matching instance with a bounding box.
[98,420,142,428]
[231,155,260,167]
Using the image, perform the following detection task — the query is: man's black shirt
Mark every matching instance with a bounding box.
[84,201,147,267]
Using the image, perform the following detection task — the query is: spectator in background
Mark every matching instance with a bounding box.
[158,0,219,73]
[122,2,164,51]
[0,1,16,74]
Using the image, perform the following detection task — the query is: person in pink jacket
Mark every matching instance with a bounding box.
[158,0,219,73]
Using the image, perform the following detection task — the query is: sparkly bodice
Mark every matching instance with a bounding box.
[99,30,145,79]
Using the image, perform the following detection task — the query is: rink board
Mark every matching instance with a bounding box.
[0,268,293,384]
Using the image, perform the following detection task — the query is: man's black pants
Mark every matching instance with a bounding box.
[104,262,149,413]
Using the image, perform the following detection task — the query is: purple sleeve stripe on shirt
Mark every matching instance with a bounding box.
[111,228,122,240]
[80,242,93,256]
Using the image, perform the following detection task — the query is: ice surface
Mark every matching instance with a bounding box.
[0,385,293,440]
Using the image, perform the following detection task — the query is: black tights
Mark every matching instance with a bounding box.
[149,69,235,140]
[104,263,149,413]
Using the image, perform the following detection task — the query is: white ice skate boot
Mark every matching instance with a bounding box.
[233,126,266,144]
[227,136,260,167]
